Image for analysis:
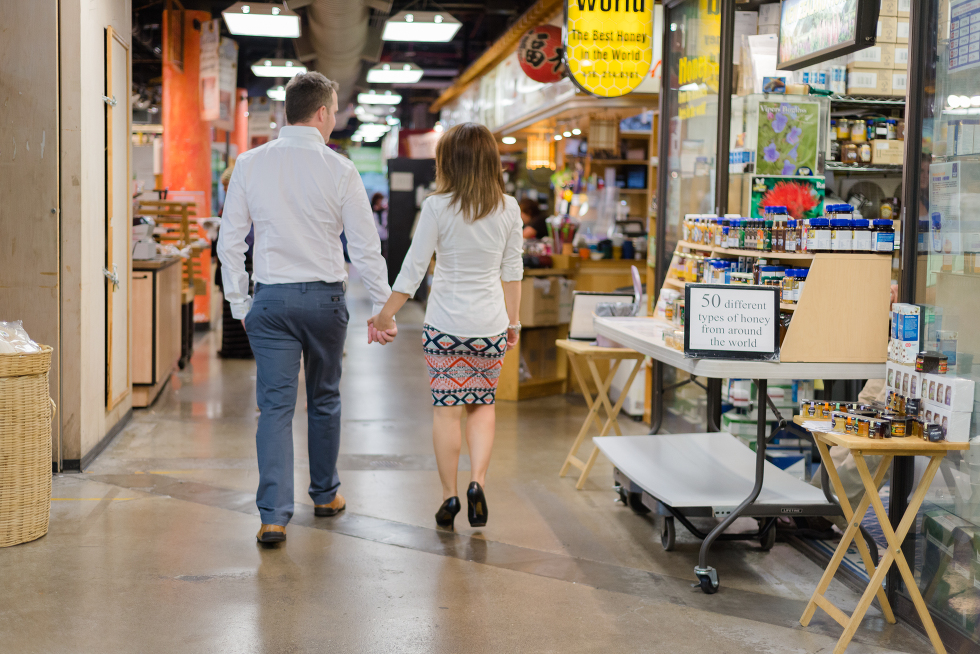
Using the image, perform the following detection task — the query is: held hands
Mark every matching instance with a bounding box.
[367,313,398,345]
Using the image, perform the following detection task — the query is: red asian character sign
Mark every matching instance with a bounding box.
[517,25,566,84]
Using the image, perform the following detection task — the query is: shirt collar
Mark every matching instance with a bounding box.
[278,125,325,145]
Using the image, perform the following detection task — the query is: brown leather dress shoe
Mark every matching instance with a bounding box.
[314,494,346,517]
[256,524,286,544]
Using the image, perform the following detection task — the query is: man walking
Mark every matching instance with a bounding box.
[218,72,396,544]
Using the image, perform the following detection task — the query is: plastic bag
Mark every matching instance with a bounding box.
[0,321,41,353]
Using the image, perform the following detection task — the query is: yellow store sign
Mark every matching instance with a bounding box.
[565,0,654,98]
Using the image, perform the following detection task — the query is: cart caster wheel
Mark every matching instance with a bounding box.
[617,486,629,505]
[697,573,719,594]
[661,516,676,551]
[760,523,777,551]
[627,492,650,515]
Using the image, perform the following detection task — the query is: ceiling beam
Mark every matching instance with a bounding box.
[429,0,562,113]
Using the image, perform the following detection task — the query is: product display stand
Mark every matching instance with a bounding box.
[592,316,884,594]
[556,339,645,490]
[795,417,967,654]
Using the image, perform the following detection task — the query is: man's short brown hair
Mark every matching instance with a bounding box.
[285,72,339,124]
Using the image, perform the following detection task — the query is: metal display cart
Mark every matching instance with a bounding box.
[593,316,886,594]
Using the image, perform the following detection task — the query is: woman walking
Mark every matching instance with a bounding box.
[368,123,523,530]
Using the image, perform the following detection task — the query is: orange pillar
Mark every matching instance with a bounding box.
[163,9,213,325]
[233,88,249,156]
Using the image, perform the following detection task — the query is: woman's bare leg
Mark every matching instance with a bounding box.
[464,404,495,487]
[433,405,464,500]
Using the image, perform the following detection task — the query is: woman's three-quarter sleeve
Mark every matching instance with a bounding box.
[392,199,439,296]
[500,207,524,282]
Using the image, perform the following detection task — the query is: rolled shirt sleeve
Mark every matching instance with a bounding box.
[391,199,438,297]
[340,165,393,315]
[217,163,253,320]
[500,209,524,282]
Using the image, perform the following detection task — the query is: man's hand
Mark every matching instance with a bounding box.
[241,319,247,334]
[506,327,519,350]
[367,315,398,345]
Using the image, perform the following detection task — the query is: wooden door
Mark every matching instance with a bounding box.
[105,27,131,409]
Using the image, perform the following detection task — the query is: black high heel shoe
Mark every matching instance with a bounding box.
[435,497,461,529]
[467,482,488,527]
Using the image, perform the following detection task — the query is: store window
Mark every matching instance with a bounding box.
[664,0,721,258]
[906,0,980,644]
[659,0,721,428]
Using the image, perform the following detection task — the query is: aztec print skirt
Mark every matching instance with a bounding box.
[423,324,508,406]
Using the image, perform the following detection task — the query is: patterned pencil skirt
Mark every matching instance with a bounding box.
[423,324,508,406]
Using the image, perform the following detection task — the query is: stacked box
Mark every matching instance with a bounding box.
[884,361,975,442]
[889,303,920,364]
[847,69,891,95]
[878,16,898,43]
[847,44,896,69]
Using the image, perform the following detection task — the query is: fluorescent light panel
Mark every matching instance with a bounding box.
[382,11,461,42]
[367,62,424,84]
[251,58,307,77]
[222,2,301,38]
[267,85,286,101]
[358,91,402,105]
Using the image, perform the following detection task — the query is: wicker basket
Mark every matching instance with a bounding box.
[0,345,54,547]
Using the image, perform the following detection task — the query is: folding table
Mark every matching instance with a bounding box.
[795,417,967,654]
[555,339,645,490]
[592,316,884,593]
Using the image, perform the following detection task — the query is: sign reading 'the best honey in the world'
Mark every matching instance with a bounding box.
[565,0,653,98]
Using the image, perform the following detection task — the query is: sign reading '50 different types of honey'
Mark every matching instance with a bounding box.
[565,0,653,98]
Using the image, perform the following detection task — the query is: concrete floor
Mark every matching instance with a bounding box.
[0,278,930,653]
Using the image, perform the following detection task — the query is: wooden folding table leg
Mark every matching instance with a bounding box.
[560,353,602,478]
[800,444,893,628]
[854,453,948,654]
[574,357,644,490]
[809,439,895,624]
[586,357,624,436]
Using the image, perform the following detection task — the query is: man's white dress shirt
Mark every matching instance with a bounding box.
[392,193,523,337]
[217,125,391,319]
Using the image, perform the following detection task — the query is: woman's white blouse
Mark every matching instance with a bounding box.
[392,193,524,337]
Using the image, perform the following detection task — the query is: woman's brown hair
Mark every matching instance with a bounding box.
[434,123,505,222]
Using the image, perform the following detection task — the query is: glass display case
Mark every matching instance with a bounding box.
[903,0,980,646]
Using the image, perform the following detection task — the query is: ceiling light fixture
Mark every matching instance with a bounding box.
[366,62,424,84]
[222,2,301,38]
[501,136,517,145]
[563,131,572,137]
[267,85,286,101]
[251,58,307,78]
[572,128,581,135]
[358,90,403,105]
[382,10,461,42]
[554,134,562,140]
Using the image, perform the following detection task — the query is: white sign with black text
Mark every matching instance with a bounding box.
[684,284,780,360]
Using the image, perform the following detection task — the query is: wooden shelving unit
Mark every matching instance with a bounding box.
[658,241,893,363]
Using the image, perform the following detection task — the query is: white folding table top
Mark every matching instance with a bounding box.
[595,433,832,509]
[594,316,885,380]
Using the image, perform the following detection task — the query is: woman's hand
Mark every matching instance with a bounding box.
[367,313,398,345]
[506,327,519,350]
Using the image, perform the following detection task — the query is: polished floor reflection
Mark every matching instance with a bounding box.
[0,278,929,653]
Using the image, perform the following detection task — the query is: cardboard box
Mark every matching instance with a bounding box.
[897,18,909,43]
[878,16,898,43]
[557,278,576,324]
[879,0,898,16]
[922,373,976,412]
[894,46,909,69]
[898,0,910,17]
[923,403,972,442]
[519,277,560,326]
[891,72,907,97]
[847,68,892,95]
[847,43,896,69]
[758,24,779,36]
[758,2,780,26]
[521,327,559,380]
[872,139,905,165]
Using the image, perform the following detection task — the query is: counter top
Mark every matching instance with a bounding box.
[133,257,182,271]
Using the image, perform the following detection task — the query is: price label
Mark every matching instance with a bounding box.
[684,284,780,360]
